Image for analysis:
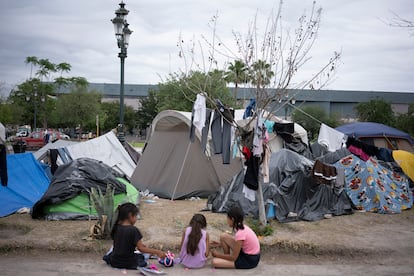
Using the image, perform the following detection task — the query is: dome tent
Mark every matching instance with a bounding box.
[131,110,308,200]
[336,122,414,153]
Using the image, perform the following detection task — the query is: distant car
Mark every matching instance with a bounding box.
[20,130,62,150]
[60,133,70,140]
[16,130,29,137]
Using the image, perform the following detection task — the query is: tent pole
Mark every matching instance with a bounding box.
[171,141,191,200]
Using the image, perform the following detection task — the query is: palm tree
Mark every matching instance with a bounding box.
[55,62,72,95]
[250,60,274,88]
[25,56,39,79]
[225,60,249,104]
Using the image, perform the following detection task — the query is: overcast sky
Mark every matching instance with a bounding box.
[0,0,413,95]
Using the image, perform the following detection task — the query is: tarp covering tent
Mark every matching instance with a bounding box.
[335,155,413,213]
[32,158,135,219]
[131,110,244,199]
[336,122,414,153]
[392,150,414,182]
[209,149,353,222]
[0,153,50,217]
[65,131,136,178]
[43,178,138,220]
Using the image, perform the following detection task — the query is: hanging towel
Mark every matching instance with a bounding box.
[193,93,206,132]
[318,123,346,152]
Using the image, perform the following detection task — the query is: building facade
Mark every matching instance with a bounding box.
[84,83,414,120]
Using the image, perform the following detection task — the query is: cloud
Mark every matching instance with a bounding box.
[0,0,413,93]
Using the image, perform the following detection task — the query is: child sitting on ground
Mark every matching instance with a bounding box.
[211,207,260,269]
[178,213,210,268]
[103,202,166,269]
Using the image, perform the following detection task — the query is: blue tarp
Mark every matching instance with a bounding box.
[0,153,50,217]
[336,122,414,145]
[335,154,413,213]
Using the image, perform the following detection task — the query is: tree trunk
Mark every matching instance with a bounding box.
[257,165,267,226]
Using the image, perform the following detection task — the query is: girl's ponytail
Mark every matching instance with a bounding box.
[186,214,207,256]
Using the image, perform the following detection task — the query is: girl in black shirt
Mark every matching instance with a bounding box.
[104,203,166,269]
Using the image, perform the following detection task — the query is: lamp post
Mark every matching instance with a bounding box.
[26,90,45,132]
[111,1,132,144]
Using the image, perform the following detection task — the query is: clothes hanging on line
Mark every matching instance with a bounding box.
[252,117,266,157]
[312,159,337,185]
[262,145,270,183]
[318,123,346,152]
[273,122,294,134]
[0,144,7,186]
[243,98,256,119]
[222,109,234,164]
[243,156,260,190]
[346,137,378,157]
[200,109,212,153]
[348,145,370,161]
[193,94,206,132]
[211,110,222,154]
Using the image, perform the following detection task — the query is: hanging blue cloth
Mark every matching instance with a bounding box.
[243,98,256,119]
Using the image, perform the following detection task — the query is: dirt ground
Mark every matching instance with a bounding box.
[1,198,414,265]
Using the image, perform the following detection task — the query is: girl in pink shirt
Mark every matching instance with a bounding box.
[211,207,260,269]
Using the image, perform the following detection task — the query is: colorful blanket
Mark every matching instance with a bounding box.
[335,155,412,213]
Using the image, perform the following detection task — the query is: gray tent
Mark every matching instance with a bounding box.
[130,110,243,199]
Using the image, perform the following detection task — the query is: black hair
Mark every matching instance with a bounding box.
[110,202,139,239]
[227,207,244,231]
[186,214,207,256]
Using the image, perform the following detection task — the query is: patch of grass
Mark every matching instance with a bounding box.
[246,218,274,237]
[130,142,145,148]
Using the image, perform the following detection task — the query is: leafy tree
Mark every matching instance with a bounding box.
[354,98,395,126]
[54,87,101,136]
[394,103,414,136]
[0,99,14,124]
[136,89,159,129]
[292,105,339,141]
[224,60,249,104]
[157,71,233,112]
[100,101,136,134]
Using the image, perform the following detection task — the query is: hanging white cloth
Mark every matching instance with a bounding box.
[252,117,265,156]
[242,184,256,201]
[192,93,206,133]
[318,123,346,152]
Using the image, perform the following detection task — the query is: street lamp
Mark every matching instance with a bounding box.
[26,90,45,131]
[111,1,132,144]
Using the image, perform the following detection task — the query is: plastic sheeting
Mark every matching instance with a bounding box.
[43,178,139,220]
[209,149,353,222]
[32,158,126,219]
[0,153,50,217]
[65,131,136,178]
